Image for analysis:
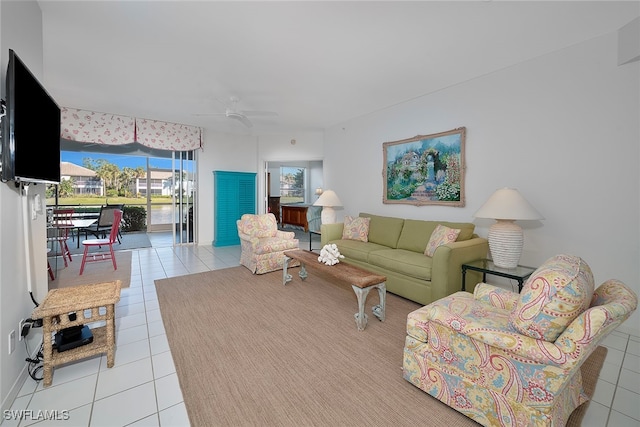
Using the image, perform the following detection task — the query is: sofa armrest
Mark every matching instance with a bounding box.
[320,223,344,246]
[473,283,520,310]
[430,237,489,301]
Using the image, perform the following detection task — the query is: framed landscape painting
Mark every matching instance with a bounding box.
[383,127,466,207]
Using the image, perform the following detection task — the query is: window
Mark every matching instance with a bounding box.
[280,167,305,204]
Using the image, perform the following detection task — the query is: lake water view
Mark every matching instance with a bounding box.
[149,204,189,224]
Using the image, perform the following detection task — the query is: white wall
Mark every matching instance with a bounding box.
[196,130,258,246]
[308,160,323,203]
[325,29,640,336]
[0,0,50,412]
[618,17,640,65]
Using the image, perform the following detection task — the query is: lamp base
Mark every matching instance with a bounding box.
[488,220,523,269]
[320,207,336,224]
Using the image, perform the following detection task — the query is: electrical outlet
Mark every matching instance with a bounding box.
[18,319,26,341]
[8,330,15,354]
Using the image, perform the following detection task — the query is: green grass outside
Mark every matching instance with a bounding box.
[280,196,303,204]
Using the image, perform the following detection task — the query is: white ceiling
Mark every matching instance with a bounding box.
[37,1,639,135]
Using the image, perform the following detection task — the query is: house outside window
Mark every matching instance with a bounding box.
[60,161,104,196]
[135,170,174,197]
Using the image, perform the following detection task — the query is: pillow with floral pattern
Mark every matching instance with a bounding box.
[342,215,370,242]
[424,224,461,257]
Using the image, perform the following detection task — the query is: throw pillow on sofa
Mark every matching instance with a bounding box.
[424,224,461,257]
[342,215,370,242]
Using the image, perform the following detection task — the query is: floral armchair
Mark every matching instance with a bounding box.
[237,213,300,274]
[403,254,637,427]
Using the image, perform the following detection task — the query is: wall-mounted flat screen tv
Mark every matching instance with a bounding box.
[2,49,61,184]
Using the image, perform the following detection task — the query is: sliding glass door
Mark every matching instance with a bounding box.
[172,150,196,244]
[56,141,197,245]
[139,152,196,244]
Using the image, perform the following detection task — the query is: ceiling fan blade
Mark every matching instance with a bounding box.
[226,113,253,128]
[240,110,278,117]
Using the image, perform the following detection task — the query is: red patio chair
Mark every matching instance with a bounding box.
[79,209,122,275]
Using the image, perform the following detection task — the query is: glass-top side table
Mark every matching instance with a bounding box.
[309,230,321,252]
[461,259,537,293]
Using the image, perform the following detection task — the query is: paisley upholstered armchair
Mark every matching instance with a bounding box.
[403,254,637,427]
[237,213,300,274]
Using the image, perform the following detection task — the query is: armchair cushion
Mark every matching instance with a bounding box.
[509,254,595,342]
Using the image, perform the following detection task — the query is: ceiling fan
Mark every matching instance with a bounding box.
[196,96,277,128]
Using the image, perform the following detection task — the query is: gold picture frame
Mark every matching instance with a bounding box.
[382,127,466,207]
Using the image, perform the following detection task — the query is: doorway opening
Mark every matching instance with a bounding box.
[265,160,323,230]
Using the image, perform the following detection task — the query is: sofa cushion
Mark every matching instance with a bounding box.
[396,220,438,253]
[443,222,475,241]
[424,225,461,257]
[396,219,475,253]
[509,254,595,342]
[368,249,432,281]
[328,239,388,263]
[359,213,404,248]
[342,215,370,242]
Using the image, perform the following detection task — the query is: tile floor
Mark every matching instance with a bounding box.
[4,232,640,426]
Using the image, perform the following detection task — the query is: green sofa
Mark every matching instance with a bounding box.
[321,212,489,305]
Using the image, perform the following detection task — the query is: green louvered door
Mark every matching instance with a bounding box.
[213,171,256,246]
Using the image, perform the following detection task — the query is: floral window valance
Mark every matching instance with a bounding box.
[136,118,202,151]
[61,107,202,151]
[61,108,134,145]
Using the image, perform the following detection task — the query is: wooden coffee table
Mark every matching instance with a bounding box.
[283,249,386,331]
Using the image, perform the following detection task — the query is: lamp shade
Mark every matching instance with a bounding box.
[313,190,342,208]
[313,189,342,224]
[473,188,543,221]
[474,188,543,269]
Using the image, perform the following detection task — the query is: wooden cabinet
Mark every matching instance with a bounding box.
[213,171,256,246]
[268,196,281,223]
[281,205,309,231]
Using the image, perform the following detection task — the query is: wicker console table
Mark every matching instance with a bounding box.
[31,280,121,387]
[283,250,386,331]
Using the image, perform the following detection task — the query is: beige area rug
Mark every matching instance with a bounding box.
[49,251,132,289]
[155,266,606,427]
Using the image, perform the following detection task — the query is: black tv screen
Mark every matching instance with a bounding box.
[2,49,61,184]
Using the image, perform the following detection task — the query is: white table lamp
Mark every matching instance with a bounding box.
[313,189,342,224]
[473,188,543,269]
